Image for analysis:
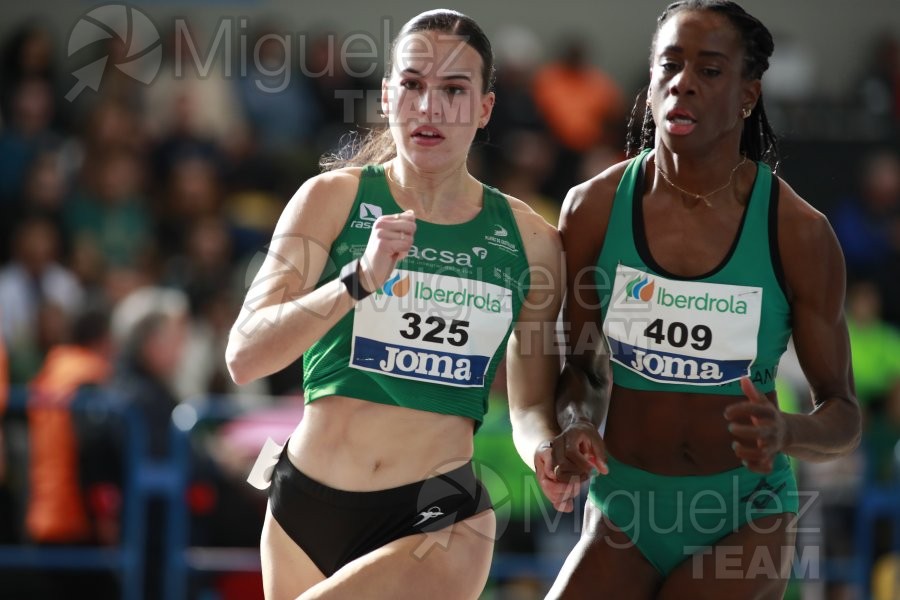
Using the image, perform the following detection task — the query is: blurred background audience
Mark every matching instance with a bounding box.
[0,5,898,599]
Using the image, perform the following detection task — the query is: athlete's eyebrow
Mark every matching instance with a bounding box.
[400,67,473,82]
[660,45,730,61]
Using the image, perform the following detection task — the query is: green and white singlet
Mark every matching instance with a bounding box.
[597,149,792,395]
[303,165,531,423]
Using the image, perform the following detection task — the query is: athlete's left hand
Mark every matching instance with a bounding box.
[723,377,790,474]
[534,440,585,513]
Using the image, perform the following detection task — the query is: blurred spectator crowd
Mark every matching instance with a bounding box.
[0,16,897,600]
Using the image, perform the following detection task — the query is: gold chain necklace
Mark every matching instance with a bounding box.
[655,156,747,207]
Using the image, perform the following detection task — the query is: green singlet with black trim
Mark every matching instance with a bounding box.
[597,149,792,395]
[303,165,531,423]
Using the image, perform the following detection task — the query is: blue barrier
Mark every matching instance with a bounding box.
[0,386,146,600]
[4,388,896,598]
[854,439,900,598]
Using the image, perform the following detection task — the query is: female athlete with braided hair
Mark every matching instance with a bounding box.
[524,2,861,597]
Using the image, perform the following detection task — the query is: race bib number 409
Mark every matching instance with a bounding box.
[603,265,762,386]
[350,269,513,387]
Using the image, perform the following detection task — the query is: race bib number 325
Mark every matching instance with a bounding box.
[603,265,762,386]
[350,269,513,387]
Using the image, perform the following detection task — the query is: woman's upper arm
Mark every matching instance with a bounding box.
[509,202,564,328]
[243,169,361,311]
[558,170,619,372]
[778,180,856,406]
[504,201,563,414]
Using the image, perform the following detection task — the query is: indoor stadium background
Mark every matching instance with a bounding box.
[0,1,898,598]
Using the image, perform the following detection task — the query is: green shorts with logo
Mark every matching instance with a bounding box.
[588,453,798,575]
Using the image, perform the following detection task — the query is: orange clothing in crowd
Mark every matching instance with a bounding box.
[532,63,624,152]
[26,346,111,543]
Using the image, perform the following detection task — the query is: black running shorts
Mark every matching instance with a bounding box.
[268,449,493,576]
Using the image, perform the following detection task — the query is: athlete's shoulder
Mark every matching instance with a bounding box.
[562,157,632,221]
[774,173,847,303]
[288,167,362,213]
[774,174,845,288]
[275,167,365,237]
[774,175,835,245]
[503,195,561,243]
[557,156,633,252]
[500,194,564,311]
[503,195,556,236]
[300,166,364,199]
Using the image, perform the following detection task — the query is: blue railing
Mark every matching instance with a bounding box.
[854,439,900,599]
[1,388,897,598]
[0,386,146,600]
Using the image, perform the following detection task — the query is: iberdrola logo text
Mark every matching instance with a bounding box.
[656,288,748,314]
[626,276,748,314]
[415,282,502,312]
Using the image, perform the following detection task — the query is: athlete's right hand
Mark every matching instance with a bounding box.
[359,209,416,293]
[535,421,608,512]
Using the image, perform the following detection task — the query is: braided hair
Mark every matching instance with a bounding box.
[625,0,779,169]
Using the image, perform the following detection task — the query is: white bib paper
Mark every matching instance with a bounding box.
[350,269,513,388]
[246,437,284,490]
[603,265,762,386]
